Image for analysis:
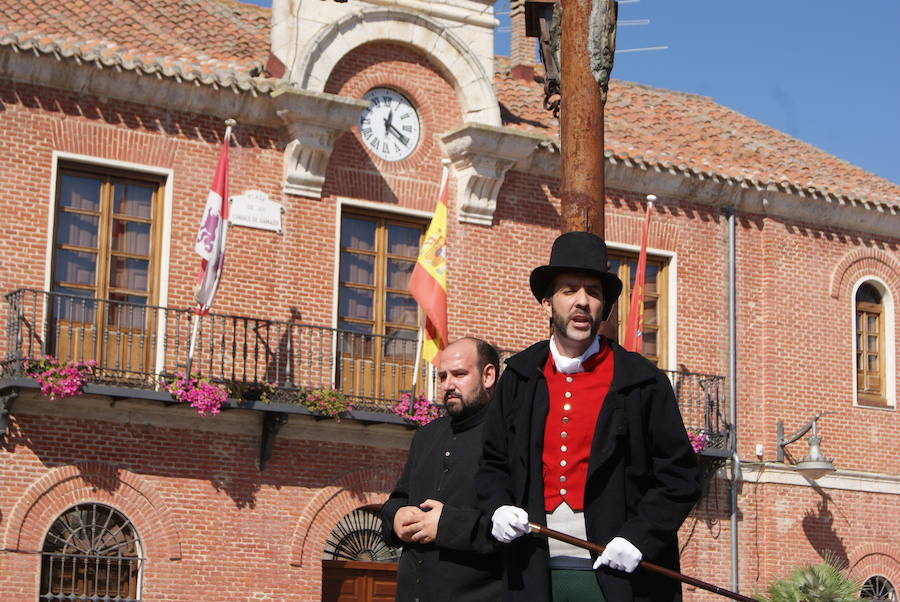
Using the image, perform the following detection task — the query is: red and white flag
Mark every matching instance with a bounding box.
[623,198,654,353]
[194,125,231,316]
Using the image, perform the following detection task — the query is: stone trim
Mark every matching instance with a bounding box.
[291,7,501,126]
[290,464,404,567]
[739,462,900,494]
[273,88,367,198]
[1,48,280,127]
[439,123,544,226]
[2,461,182,560]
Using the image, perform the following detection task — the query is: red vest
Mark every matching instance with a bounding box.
[542,340,614,512]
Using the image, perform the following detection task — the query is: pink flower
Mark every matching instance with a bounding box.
[391,393,439,426]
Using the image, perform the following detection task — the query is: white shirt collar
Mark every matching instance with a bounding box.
[549,335,600,374]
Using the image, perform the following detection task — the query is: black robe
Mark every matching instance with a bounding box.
[381,406,502,601]
[476,340,701,602]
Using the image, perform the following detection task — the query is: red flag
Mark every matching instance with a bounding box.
[409,162,450,365]
[194,125,231,316]
[623,199,654,353]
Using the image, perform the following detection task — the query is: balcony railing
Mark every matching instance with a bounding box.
[2,289,429,411]
[2,289,729,447]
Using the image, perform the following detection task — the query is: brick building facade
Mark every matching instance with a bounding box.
[0,0,897,600]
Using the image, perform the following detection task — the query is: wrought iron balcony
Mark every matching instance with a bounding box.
[1,289,729,452]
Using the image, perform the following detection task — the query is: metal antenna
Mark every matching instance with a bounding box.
[617,45,669,53]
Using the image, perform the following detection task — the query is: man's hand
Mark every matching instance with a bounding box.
[392,505,426,543]
[491,505,530,543]
[408,499,444,544]
[593,537,642,573]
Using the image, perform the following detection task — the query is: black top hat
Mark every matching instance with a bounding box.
[529,231,623,319]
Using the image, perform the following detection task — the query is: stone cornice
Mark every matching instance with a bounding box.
[274,88,367,198]
[518,142,900,239]
[439,123,544,225]
[0,43,281,126]
[739,462,900,495]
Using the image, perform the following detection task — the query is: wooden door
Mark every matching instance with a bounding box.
[321,560,397,602]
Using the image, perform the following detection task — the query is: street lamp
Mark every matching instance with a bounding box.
[776,413,836,480]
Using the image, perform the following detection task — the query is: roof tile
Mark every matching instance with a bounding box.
[0,0,896,205]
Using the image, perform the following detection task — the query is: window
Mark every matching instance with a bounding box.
[606,251,669,367]
[40,503,143,602]
[337,212,424,401]
[856,282,885,406]
[50,165,163,373]
[861,575,897,601]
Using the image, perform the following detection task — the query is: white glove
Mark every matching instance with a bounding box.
[490,505,531,543]
[593,537,642,573]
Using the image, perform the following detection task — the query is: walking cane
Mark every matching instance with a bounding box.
[528,522,759,602]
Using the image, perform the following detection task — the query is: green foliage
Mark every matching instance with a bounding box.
[230,381,276,403]
[299,387,352,420]
[760,558,860,602]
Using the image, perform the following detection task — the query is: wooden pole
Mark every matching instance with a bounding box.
[528,522,760,602]
[559,0,605,236]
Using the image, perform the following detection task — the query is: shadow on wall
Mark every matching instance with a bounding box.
[802,494,849,567]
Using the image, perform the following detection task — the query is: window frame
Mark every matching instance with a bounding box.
[853,278,896,409]
[51,162,165,307]
[606,248,672,369]
[336,209,424,339]
[47,162,166,370]
[39,503,144,602]
[334,204,430,401]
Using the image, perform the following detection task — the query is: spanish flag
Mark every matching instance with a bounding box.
[409,161,450,365]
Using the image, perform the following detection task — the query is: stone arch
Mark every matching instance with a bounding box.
[829,248,900,300]
[848,542,900,594]
[290,463,404,568]
[293,8,500,126]
[2,461,181,560]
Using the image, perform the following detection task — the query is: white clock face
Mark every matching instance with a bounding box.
[359,88,421,162]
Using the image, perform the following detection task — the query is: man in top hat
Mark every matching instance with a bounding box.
[476,232,700,601]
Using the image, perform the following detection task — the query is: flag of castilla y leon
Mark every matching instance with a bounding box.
[409,163,450,365]
[194,126,231,316]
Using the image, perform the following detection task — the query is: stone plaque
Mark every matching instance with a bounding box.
[229,190,284,234]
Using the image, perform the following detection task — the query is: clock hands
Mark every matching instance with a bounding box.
[383,107,410,146]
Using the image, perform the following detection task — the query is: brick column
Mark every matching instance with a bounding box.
[509,0,535,81]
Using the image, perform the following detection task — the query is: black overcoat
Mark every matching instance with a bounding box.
[476,340,701,602]
[381,407,502,601]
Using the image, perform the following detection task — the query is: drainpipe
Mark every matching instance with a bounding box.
[727,206,740,593]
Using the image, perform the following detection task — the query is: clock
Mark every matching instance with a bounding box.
[358,88,421,162]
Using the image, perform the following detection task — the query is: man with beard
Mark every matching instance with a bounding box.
[381,337,502,601]
[476,232,700,601]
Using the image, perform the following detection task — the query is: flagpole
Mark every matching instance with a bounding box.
[412,326,423,390]
[185,118,235,377]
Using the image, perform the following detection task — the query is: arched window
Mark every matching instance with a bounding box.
[322,506,399,563]
[321,506,399,602]
[861,575,898,601]
[856,282,886,406]
[40,503,143,602]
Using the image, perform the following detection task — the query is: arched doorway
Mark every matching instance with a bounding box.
[321,505,399,602]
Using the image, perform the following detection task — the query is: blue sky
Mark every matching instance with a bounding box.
[243,0,900,187]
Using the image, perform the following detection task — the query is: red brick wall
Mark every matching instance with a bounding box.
[1,32,899,601]
[0,399,407,600]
